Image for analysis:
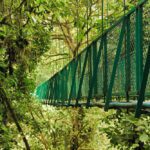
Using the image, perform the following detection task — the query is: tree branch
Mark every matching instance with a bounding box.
[43,56,70,65]
[44,53,69,58]
[0,83,30,150]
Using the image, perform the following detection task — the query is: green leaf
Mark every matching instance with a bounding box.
[139,133,149,143]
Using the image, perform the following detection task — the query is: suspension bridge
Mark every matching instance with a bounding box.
[35,0,150,118]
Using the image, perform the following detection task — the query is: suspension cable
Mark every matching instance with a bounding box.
[77,0,79,56]
[87,0,89,46]
[107,0,109,27]
[102,0,104,35]
[123,0,126,16]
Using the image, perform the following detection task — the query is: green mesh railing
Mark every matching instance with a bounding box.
[36,0,150,117]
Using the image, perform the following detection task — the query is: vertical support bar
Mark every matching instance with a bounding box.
[46,83,48,100]
[44,83,47,100]
[49,82,52,104]
[52,80,55,105]
[41,84,44,99]
[103,34,108,101]
[54,77,58,105]
[46,83,48,101]
[43,85,45,100]
[50,81,53,104]
[52,79,56,105]
[57,75,60,104]
[59,73,62,102]
[61,72,65,104]
[86,37,103,107]
[93,41,98,95]
[56,77,59,104]
[46,82,50,101]
[45,84,47,101]
[60,75,62,104]
[104,20,126,111]
[68,59,78,105]
[63,71,65,104]
[63,71,66,104]
[135,45,150,118]
[135,6,143,93]
[72,63,77,99]
[40,85,43,100]
[66,65,71,103]
[139,5,143,83]
[57,77,59,104]
[76,47,89,106]
[121,60,125,94]
[125,15,131,101]
[88,46,92,95]
[48,81,51,103]
[63,68,68,104]
[54,77,57,105]
[39,86,41,99]
[50,82,53,104]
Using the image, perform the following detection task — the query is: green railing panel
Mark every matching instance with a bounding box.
[35,0,150,117]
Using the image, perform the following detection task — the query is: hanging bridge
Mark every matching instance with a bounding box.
[35,0,150,118]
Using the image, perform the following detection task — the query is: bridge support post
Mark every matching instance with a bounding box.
[86,37,103,107]
[93,41,98,96]
[135,5,143,94]
[54,79,57,105]
[68,59,78,105]
[104,20,126,111]
[125,15,131,102]
[103,34,108,102]
[135,45,150,118]
[76,47,89,106]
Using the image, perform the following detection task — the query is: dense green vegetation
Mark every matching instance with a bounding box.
[0,0,150,149]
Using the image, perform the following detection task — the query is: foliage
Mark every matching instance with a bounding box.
[101,111,150,149]
[0,0,149,149]
[1,101,150,150]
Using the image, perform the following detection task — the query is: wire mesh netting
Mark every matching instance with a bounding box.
[36,0,150,109]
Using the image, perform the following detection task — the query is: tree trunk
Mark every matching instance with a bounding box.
[0,83,30,150]
[70,107,84,150]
